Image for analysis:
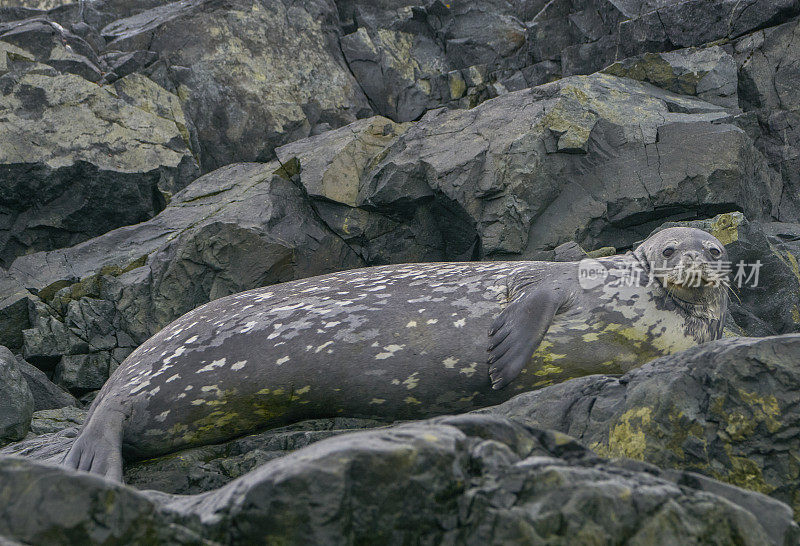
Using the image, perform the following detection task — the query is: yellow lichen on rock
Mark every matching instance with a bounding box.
[709,212,742,245]
[594,406,654,461]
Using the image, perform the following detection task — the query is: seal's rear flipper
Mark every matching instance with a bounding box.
[487,288,567,390]
[62,407,125,482]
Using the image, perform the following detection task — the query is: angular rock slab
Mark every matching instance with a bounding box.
[10,162,363,376]
[15,355,78,411]
[733,17,800,220]
[2,414,796,544]
[0,457,201,544]
[360,72,785,257]
[101,0,372,171]
[275,116,481,264]
[486,334,800,520]
[0,346,32,443]
[0,54,198,266]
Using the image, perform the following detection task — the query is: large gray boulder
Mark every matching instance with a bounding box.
[0,38,198,266]
[99,0,372,171]
[0,456,201,544]
[9,161,362,382]
[1,414,796,545]
[0,346,32,443]
[15,355,78,411]
[359,72,786,258]
[485,334,800,521]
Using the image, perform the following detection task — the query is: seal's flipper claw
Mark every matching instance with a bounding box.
[63,406,125,482]
[486,324,511,351]
[487,289,565,389]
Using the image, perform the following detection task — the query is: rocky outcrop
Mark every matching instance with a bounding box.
[1,414,797,545]
[485,334,800,520]
[15,354,78,411]
[0,38,198,266]
[733,17,800,225]
[0,346,31,442]
[359,73,787,258]
[99,0,373,171]
[7,161,362,382]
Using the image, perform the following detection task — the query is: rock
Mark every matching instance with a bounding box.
[275,115,479,264]
[339,1,529,121]
[733,18,800,222]
[276,116,410,208]
[0,270,32,352]
[359,72,785,258]
[341,25,452,122]
[734,18,800,112]
[101,0,372,171]
[53,353,112,394]
[524,0,800,81]
[9,162,363,371]
[0,54,199,266]
[527,0,623,77]
[0,347,32,443]
[0,457,201,544]
[552,241,588,261]
[165,415,783,544]
[0,427,78,464]
[0,1,66,10]
[124,417,385,495]
[0,19,104,81]
[485,334,800,520]
[617,0,800,60]
[1,414,796,544]
[661,468,799,545]
[79,0,178,31]
[14,356,78,411]
[27,406,86,436]
[603,46,739,109]
[98,49,157,81]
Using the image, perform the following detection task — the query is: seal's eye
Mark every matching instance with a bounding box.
[662,247,675,258]
[708,247,721,258]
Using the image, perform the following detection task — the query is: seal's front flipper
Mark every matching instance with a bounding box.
[63,406,125,482]
[488,288,566,390]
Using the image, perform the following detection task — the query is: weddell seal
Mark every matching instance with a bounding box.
[64,227,729,480]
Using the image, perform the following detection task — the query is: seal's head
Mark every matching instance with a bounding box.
[634,227,729,305]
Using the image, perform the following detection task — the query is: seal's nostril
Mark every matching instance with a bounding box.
[683,251,704,264]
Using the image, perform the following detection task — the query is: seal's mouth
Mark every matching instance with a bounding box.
[660,261,728,303]
[665,263,726,288]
